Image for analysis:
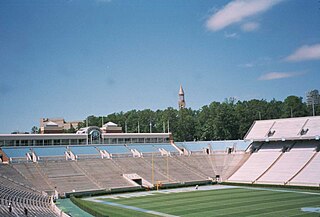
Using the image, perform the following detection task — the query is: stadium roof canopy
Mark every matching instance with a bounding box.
[245,116,320,142]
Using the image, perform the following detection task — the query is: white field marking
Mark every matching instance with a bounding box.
[100,201,179,217]
[84,185,320,216]
[84,185,236,217]
[85,185,237,201]
[237,186,320,196]
[301,207,320,213]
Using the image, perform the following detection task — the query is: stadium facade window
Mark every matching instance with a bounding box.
[0,140,4,146]
[110,138,117,144]
[44,140,51,146]
[138,138,144,143]
[61,139,69,146]
[70,139,77,145]
[118,138,125,144]
[78,139,86,145]
[157,138,163,143]
[146,138,157,143]
[103,138,109,144]
[21,140,30,146]
[125,138,131,144]
[6,140,14,146]
[35,140,43,146]
[53,140,61,145]
[132,138,138,143]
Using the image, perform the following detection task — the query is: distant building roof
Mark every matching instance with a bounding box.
[44,121,58,127]
[104,122,118,127]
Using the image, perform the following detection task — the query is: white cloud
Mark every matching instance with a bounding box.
[238,63,254,68]
[206,0,283,31]
[285,44,320,62]
[258,72,301,80]
[241,22,260,32]
[224,32,239,39]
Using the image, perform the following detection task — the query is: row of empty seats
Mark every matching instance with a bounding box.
[228,141,320,186]
[1,152,248,196]
[245,116,320,141]
[1,143,181,162]
[0,175,57,216]
[2,141,248,163]
[175,140,249,153]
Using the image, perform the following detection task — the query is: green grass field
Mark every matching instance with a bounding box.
[79,186,320,217]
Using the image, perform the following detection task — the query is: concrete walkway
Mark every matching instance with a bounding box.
[56,198,93,217]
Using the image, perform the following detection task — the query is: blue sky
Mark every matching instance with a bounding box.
[0,0,319,133]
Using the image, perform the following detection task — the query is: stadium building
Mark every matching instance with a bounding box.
[0,116,319,216]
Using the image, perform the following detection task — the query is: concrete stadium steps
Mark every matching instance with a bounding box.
[256,148,315,184]
[12,163,54,192]
[143,156,207,182]
[112,157,169,184]
[289,152,320,186]
[37,161,100,193]
[213,153,250,181]
[0,164,36,190]
[171,155,216,178]
[228,151,282,183]
[223,153,250,180]
[76,159,134,189]
[227,141,320,186]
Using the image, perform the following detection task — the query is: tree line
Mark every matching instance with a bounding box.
[74,95,319,142]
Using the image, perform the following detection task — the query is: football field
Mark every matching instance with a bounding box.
[81,185,320,217]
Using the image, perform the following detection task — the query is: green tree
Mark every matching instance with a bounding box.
[282,96,308,118]
[31,126,39,134]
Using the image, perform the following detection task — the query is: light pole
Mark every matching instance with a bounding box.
[149,121,152,133]
[312,98,315,116]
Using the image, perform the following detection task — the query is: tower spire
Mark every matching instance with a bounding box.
[178,85,186,109]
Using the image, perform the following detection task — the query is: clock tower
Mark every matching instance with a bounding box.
[178,85,186,109]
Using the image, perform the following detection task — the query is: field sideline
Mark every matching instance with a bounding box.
[80,185,320,217]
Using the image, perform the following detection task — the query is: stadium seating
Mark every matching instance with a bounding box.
[0,143,249,196]
[0,175,57,216]
[76,159,133,189]
[228,140,320,186]
[69,146,100,159]
[174,155,216,178]
[38,161,100,193]
[143,155,208,182]
[12,163,54,193]
[175,142,210,154]
[1,136,319,206]
[228,142,285,183]
[96,145,131,157]
[112,157,168,183]
[153,144,179,153]
[289,151,320,186]
[245,116,320,141]
[257,141,317,184]
[176,140,249,154]
[126,144,157,153]
[215,152,250,181]
[33,146,67,161]
[2,116,320,215]
[2,147,31,162]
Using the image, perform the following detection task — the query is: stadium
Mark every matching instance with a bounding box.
[0,115,320,216]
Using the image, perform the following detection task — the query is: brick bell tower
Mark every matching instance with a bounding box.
[178,85,186,109]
